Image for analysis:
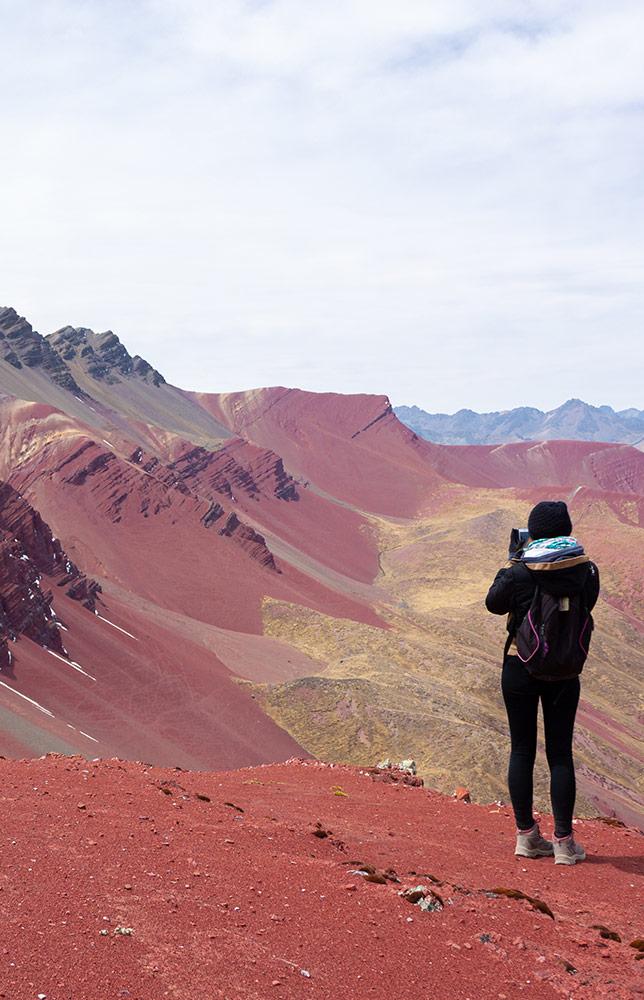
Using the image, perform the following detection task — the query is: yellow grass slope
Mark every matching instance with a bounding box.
[251,485,643,825]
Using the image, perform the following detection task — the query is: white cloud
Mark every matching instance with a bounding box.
[0,0,642,410]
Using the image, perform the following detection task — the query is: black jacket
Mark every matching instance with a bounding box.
[486,559,600,655]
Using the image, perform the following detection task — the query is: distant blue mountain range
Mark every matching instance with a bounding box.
[394,398,644,446]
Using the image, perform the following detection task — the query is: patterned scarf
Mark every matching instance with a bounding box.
[521,535,585,565]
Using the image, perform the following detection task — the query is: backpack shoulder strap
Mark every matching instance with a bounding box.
[505,560,537,650]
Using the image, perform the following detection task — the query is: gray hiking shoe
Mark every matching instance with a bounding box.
[554,835,586,865]
[515,824,554,859]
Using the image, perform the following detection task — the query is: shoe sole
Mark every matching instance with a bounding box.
[515,848,554,858]
[555,853,586,865]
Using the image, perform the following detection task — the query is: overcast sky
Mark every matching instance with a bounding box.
[1,1,642,412]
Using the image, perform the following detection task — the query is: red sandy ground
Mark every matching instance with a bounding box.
[0,757,641,1000]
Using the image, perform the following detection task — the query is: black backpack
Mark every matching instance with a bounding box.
[514,574,594,680]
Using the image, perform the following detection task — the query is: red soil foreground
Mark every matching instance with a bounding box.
[0,757,641,1000]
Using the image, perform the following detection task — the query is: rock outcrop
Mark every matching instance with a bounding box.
[48,326,165,386]
[170,441,299,503]
[0,532,66,666]
[0,307,82,394]
[0,481,101,667]
[218,512,280,572]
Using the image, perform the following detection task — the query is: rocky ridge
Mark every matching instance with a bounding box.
[4,427,287,581]
[48,325,166,387]
[50,437,283,570]
[0,307,82,394]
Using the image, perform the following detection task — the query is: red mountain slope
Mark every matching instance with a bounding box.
[0,470,305,767]
[5,413,382,634]
[424,439,644,493]
[193,390,644,507]
[193,388,445,516]
[0,385,384,767]
[0,586,305,767]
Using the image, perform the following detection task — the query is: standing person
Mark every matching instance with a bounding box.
[486,501,599,865]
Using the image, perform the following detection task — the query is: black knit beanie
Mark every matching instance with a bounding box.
[527,500,573,540]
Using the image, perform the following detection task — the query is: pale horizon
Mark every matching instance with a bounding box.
[1,300,641,415]
[1,1,643,412]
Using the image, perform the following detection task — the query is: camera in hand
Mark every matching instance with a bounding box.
[508,527,529,558]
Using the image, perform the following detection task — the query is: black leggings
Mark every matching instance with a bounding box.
[501,656,580,838]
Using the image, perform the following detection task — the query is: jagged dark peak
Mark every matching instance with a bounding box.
[48,326,166,387]
[0,307,83,394]
[0,306,29,340]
